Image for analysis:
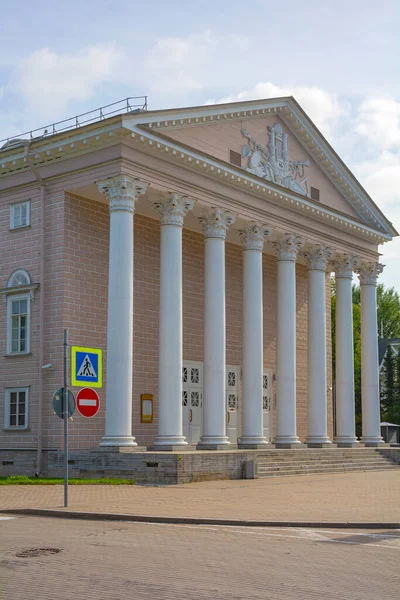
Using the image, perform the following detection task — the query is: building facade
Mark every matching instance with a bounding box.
[0,97,397,472]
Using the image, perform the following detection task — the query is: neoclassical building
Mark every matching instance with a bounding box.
[0,97,397,473]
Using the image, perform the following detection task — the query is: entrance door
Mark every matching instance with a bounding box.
[182,361,203,445]
[226,366,240,443]
[263,369,273,442]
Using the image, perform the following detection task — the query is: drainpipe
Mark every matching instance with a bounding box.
[24,142,45,476]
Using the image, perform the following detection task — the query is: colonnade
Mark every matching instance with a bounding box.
[97,175,384,450]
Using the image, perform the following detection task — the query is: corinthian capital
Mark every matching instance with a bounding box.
[237,222,273,251]
[272,234,305,261]
[197,208,235,239]
[153,193,194,226]
[97,175,148,213]
[356,262,385,286]
[333,255,359,279]
[302,245,334,271]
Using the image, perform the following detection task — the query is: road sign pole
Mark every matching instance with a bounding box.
[63,329,68,508]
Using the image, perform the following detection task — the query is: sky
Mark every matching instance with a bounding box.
[1,0,399,289]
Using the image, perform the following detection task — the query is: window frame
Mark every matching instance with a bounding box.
[10,200,31,230]
[4,387,29,430]
[6,293,31,355]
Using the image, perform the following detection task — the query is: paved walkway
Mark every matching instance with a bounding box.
[1,470,400,523]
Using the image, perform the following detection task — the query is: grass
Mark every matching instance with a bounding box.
[0,475,135,485]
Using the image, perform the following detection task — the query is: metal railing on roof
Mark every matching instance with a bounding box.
[0,96,148,149]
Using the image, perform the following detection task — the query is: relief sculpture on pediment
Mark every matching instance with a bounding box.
[241,122,310,196]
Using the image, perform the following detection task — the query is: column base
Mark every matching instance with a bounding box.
[99,435,137,447]
[334,436,359,448]
[238,435,269,449]
[274,435,301,449]
[305,436,333,448]
[153,435,188,448]
[95,445,147,453]
[197,435,230,451]
[360,436,385,447]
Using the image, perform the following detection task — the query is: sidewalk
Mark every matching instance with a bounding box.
[1,470,400,523]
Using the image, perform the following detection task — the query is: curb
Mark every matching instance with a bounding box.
[1,508,399,529]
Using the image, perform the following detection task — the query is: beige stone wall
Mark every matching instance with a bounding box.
[0,192,333,451]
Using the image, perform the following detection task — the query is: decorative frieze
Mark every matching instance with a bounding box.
[197,208,235,239]
[237,222,273,251]
[272,234,305,261]
[98,175,148,213]
[356,262,385,286]
[302,245,334,271]
[153,193,194,226]
[334,255,360,279]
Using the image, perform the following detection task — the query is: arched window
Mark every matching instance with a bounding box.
[8,269,31,288]
[5,269,33,355]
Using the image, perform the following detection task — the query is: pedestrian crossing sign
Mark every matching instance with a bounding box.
[71,346,103,388]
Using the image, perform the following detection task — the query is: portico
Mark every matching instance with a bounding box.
[96,170,386,451]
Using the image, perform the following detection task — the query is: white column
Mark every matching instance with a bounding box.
[357,262,385,446]
[97,175,147,446]
[334,256,359,447]
[304,246,333,447]
[274,234,304,448]
[197,208,235,450]
[237,222,272,448]
[153,193,194,449]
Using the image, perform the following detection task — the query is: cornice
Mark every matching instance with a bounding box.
[0,101,394,245]
[125,125,391,245]
[135,99,396,237]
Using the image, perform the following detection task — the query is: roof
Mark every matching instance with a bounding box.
[379,338,400,367]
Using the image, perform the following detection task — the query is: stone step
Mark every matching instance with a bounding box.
[258,460,394,473]
[252,450,386,458]
[257,457,395,467]
[257,464,400,477]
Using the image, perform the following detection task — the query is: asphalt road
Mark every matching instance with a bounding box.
[1,516,399,599]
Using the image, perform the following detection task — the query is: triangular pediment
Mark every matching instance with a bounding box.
[126,97,396,236]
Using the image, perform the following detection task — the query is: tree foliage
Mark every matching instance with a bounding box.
[331,280,400,434]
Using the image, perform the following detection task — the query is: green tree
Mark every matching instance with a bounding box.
[332,281,400,436]
[381,344,396,421]
[352,283,400,338]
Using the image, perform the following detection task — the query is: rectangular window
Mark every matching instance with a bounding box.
[10,201,30,230]
[7,294,30,354]
[229,150,242,167]
[310,187,320,202]
[4,388,29,429]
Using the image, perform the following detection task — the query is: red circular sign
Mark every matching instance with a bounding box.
[76,388,100,418]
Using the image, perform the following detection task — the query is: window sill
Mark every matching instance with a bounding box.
[2,427,30,432]
[9,225,31,232]
[4,352,32,358]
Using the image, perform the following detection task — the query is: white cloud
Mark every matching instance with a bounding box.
[10,44,125,119]
[355,96,400,150]
[210,82,349,142]
[143,31,250,96]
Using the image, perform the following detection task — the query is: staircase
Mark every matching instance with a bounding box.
[256,448,400,478]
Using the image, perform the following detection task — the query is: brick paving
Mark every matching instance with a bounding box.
[1,516,399,599]
[0,470,399,522]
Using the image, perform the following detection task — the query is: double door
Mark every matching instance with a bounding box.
[182,362,272,445]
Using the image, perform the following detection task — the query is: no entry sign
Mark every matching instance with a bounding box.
[76,387,100,418]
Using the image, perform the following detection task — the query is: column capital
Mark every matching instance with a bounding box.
[356,262,384,286]
[237,222,273,251]
[153,193,194,226]
[302,245,334,271]
[272,234,305,261]
[198,208,235,239]
[334,254,360,279]
[97,175,148,213]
